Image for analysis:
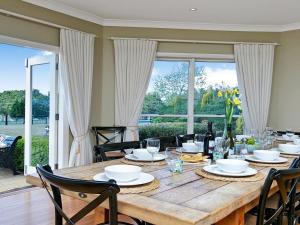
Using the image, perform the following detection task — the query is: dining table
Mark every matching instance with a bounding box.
[26,156,295,225]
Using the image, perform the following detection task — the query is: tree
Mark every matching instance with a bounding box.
[142,92,164,114]
[10,98,25,118]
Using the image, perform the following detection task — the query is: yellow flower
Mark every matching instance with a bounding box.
[233,97,241,105]
[217,91,223,97]
[234,88,239,95]
[226,89,233,95]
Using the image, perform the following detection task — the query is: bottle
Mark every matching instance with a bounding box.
[204,122,215,158]
[224,124,234,158]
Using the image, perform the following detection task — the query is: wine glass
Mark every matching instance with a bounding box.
[146,139,160,163]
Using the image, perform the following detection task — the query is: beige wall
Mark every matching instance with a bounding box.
[0,0,103,125]
[269,30,300,130]
[101,26,280,126]
[0,0,299,131]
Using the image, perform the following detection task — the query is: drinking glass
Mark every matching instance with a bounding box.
[146,139,160,163]
[165,147,183,174]
[213,137,225,161]
[286,128,294,139]
[194,134,205,152]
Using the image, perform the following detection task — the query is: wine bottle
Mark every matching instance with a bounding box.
[204,122,215,158]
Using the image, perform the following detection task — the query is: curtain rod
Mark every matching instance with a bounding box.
[0,9,98,38]
[109,37,280,46]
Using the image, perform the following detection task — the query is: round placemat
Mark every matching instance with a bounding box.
[120,179,160,194]
[195,169,265,182]
[120,158,166,166]
[247,161,290,167]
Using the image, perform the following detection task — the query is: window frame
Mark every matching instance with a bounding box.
[142,52,240,134]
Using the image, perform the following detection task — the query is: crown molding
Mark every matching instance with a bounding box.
[23,0,300,32]
[22,0,104,25]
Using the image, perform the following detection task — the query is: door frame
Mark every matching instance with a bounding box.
[24,55,58,174]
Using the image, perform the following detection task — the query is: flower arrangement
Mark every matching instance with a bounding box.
[217,88,241,126]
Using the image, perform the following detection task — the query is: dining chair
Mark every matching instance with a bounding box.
[94,141,141,162]
[92,126,127,145]
[143,136,177,152]
[36,164,137,225]
[254,158,300,225]
[176,134,195,147]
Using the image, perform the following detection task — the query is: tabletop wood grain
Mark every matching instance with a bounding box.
[26,158,295,225]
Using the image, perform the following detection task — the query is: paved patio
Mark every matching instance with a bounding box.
[0,168,31,193]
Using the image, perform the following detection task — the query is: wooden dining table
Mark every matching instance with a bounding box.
[26,157,294,225]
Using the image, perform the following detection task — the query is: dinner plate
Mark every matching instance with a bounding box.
[245,155,288,164]
[203,165,257,177]
[177,148,203,154]
[93,172,154,186]
[125,153,166,162]
[273,148,300,156]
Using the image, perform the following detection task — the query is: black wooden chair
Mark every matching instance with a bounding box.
[92,126,126,145]
[0,136,22,175]
[94,141,141,162]
[143,136,178,152]
[36,164,135,225]
[176,134,195,147]
[252,159,300,225]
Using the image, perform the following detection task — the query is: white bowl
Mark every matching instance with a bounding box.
[294,138,300,145]
[216,159,249,174]
[279,144,300,153]
[133,148,152,160]
[182,143,198,152]
[253,150,280,161]
[104,165,141,182]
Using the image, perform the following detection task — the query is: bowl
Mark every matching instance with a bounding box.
[133,148,152,160]
[182,143,198,152]
[278,144,300,153]
[253,150,280,161]
[104,165,141,182]
[294,138,300,145]
[216,159,249,174]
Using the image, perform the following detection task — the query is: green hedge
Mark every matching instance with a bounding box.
[14,136,49,172]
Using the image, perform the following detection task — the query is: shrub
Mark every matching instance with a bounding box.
[14,136,49,172]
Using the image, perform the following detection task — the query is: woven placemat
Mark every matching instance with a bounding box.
[120,158,166,166]
[195,169,265,182]
[120,179,160,194]
[278,153,300,158]
[246,161,290,167]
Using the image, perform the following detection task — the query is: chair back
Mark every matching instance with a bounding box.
[143,136,177,152]
[176,134,195,147]
[3,136,22,150]
[95,141,141,162]
[92,126,126,145]
[36,164,120,225]
[256,157,300,225]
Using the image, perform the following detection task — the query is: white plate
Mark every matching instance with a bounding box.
[93,172,154,186]
[177,148,203,154]
[125,153,166,162]
[203,165,257,177]
[273,148,300,156]
[245,155,288,164]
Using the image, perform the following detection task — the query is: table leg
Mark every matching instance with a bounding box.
[216,206,245,225]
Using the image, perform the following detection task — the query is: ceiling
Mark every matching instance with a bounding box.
[23,0,300,32]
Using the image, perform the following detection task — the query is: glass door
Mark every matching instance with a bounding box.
[24,54,58,174]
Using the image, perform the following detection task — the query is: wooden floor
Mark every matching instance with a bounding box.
[0,187,99,225]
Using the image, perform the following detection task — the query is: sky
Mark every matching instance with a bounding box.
[0,43,52,95]
[147,60,238,92]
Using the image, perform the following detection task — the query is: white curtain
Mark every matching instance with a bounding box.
[114,39,157,141]
[60,29,95,166]
[234,44,275,134]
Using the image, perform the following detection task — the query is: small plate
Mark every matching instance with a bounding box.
[245,155,288,164]
[177,148,203,154]
[203,165,257,177]
[93,172,154,186]
[273,148,300,156]
[125,153,166,162]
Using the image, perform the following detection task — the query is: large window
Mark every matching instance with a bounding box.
[140,54,242,138]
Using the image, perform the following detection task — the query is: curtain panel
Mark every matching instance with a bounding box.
[234,44,275,134]
[60,29,95,166]
[114,39,157,141]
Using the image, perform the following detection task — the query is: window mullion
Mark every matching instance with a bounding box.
[187,59,195,134]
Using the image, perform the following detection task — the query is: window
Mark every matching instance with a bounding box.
[140,54,242,138]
